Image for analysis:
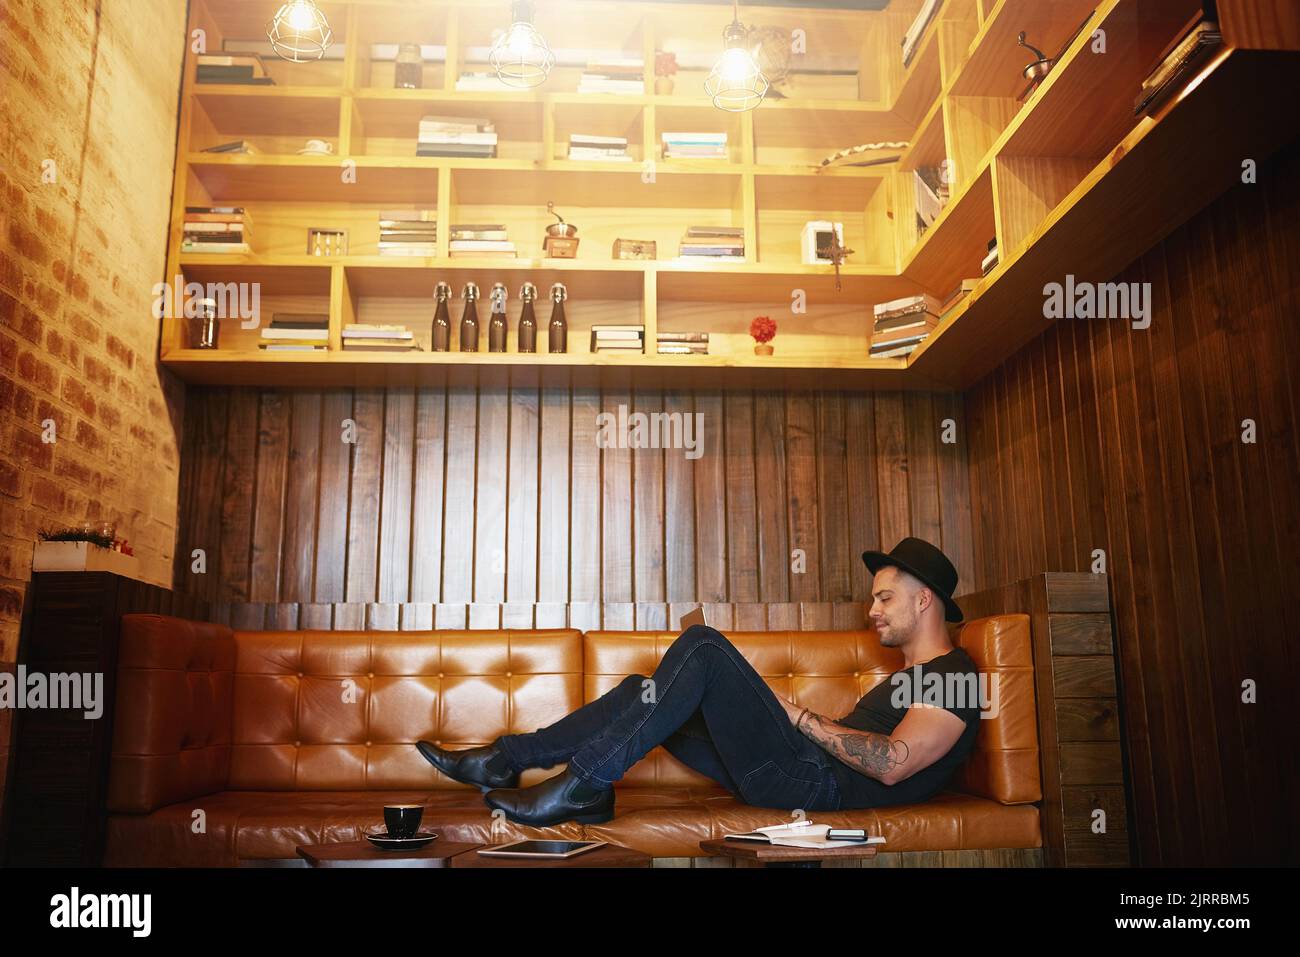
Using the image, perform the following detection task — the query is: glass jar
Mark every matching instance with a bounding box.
[395,43,423,89]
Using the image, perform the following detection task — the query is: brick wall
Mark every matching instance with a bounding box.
[0,0,187,810]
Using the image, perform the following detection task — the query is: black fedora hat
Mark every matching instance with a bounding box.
[861,537,963,622]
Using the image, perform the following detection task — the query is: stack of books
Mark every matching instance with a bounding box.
[417,115,497,158]
[1135,14,1222,115]
[871,294,940,359]
[342,324,419,352]
[578,58,645,94]
[568,134,632,162]
[656,332,709,355]
[259,313,329,352]
[678,226,744,262]
[901,0,941,67]
[378,210,436,257]
[196,54,274,85]
[590,324,645,353]
[661,132,727,160]
[201,140,258,155]
[913,165,949,238]
[450,224,516,258]
[455,72,504,91]
[182,206,252,254]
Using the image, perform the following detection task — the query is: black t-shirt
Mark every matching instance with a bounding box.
[832,647,982,806]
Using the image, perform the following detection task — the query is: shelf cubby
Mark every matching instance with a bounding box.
[161,0,1300,391]
[753,171,892,269]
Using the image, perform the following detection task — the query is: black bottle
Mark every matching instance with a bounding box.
[431,280,451,352]
[517,281,538,353]
[459,281,480,352]
[547,282,568,354]
[488,282,508,353]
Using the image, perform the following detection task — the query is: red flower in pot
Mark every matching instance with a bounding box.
[750,315,776,355]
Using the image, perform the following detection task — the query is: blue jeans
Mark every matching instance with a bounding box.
[494,625,844,811]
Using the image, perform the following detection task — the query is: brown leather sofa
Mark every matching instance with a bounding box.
[103,614,1041,866]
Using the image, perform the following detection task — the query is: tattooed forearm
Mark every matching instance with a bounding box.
[797,710,909,783]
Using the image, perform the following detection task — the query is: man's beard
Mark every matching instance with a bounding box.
[877,614,917,647]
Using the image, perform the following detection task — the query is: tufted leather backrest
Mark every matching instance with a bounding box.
[584,616,1040,804]
[226,629,584,790]
[108,615,235,813]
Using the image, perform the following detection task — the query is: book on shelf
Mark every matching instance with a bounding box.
[192,61,271,85]
[416,143,496,158]
[261,327,329,341]
[679,225,744,259]
[343,325,413,340]
[342,340,423,351]
[450,230,508,241]
[418,131,499,146]
[1134,16,1222,115]
[270,313,329,331]
[874,313,937,334]
[662,132,727,159]
[873,293,941,320]
[260,343,328,352]
[419,114,495,133]
[181,240,251,254]
[455,72,506,91]
[901,0,940,67]
[913,165,949,237]
[378,243,437,256]
[201,140,258,154]
[657,343,709,355]
[981,238,999,276]
[568,133,632,161]
[657,331,709,342]
[591,325,644,340]
[222,38,346,61]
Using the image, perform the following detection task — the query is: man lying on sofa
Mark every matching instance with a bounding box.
[417,537,982,827]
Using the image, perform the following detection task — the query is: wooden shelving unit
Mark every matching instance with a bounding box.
[162,0,1300,390]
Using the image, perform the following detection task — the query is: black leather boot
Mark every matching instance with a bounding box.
[416,740,520,791]
[483,767,615,826]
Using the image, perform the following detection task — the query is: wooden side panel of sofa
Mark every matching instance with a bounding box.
[961,573,1130,867]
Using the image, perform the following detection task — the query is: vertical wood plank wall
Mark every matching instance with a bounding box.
[963,139,1300,866]
[175,388,975,623]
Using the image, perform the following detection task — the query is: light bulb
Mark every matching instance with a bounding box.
[718,48,757,84]
[287,1,314,31]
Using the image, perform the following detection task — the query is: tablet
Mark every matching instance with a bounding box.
[477,840,606,859]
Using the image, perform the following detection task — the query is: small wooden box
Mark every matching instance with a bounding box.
[543,236,580,258]
[612,238,657,260]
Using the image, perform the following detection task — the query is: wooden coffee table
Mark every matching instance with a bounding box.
[448,843,651,868]
[699,838,880,868]
[296,838,481,868]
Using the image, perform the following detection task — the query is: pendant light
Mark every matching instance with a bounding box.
[267,0,334,62]
[705,1,768,112]
[489,0,555,89]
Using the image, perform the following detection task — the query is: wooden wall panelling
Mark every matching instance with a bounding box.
[962,142,1300,864]
[177,384,977,629]
[506,370,541,603]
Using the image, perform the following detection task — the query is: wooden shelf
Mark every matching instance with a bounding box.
[910,45,1300,386]
[164,0,1300,389]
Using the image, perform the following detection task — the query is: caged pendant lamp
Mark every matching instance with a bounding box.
[489,0,556,89]
[267,0,334,62]
[705,1,768,112]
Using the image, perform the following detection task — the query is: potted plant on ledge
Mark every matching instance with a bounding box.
[655,51,677,95]
[750,315,776,355]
